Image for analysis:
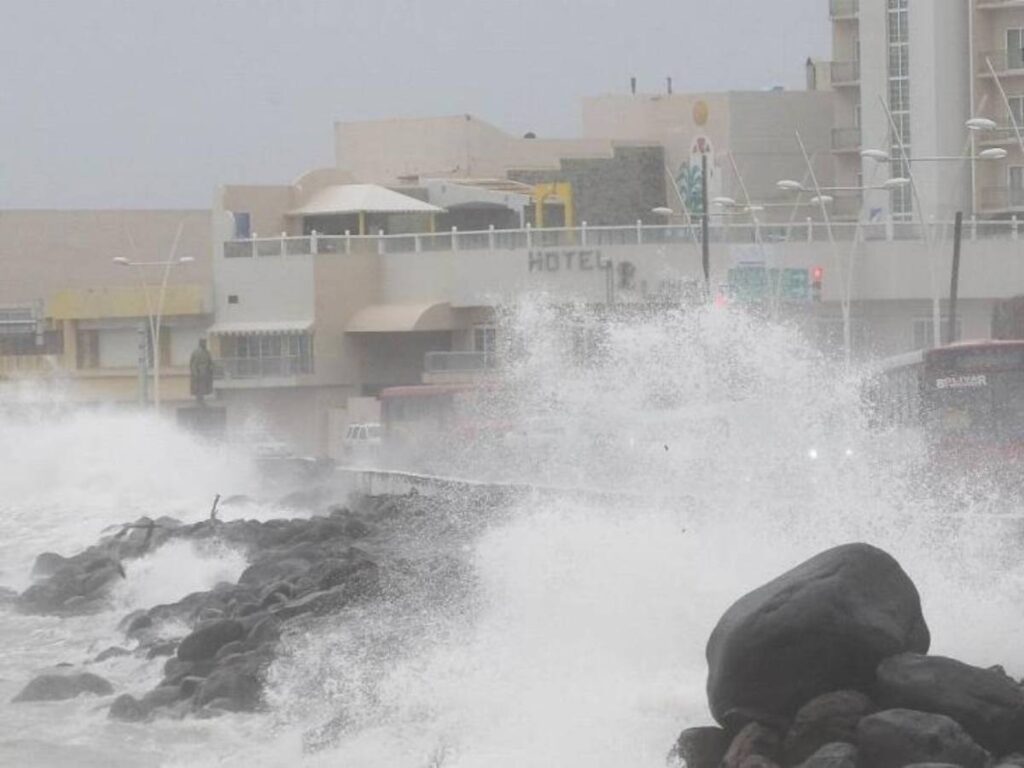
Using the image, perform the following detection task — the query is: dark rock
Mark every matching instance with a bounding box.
[214,641,248,661]
[783,690,874,764]
[706,543,929,727]
[721,722,782,768]
[12,671,114,702]
[857,708,989,768]
[667,725,730,768]
[248,615,281,645]
[94,646,131,662]
[126,613,153,634]
[258,581,292,608]
[179,676,205,697]
[162,658,214,686]
[108,693,146,722]
[177,619,245,662]
[81,564,122,595]
[793,742,857,768]
[271,587,353,622]
[875,652,1024,755]
[31,552,67,578]
[0,586,17,605]
[238,557,310,586]
[141,685,184,711]
[195,667,262,711]
[737,758,779,768]
[145,641,177,659]
[996,754,1024,767]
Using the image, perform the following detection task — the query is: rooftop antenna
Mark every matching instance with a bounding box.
[630,76,637,95]
[667,76,673,95]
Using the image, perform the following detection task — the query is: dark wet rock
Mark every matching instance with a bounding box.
[126,613,153,634]
[141,684,184,711]
[793,741,857,768]
[12,671,114,702]
[875,652,1024,755]
[108,693,146,722]
[996,755,1024,767]
[214,640,248,661]
[161,658,214,686]
[31,552,68,578]
[177,619,245,662]
[271,586,355,622]
[235,601,262,617]
[666,725,730,768]
[258,581,292,608]
[195,666,262,711]
[94,646,131,663]
[857,708,989,768]
[179,676,205,698]
[706,543,929,728]
[783,690,874,764]
[145,641,178,659]
[721,722,782,768]
[0,586,17,605]
[247,615,281,645]
[238,557,310,587]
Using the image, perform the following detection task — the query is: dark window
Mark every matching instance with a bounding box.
[228,295,239,305]
[232,212,252,239]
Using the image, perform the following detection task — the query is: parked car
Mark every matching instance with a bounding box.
[342,423,382,464]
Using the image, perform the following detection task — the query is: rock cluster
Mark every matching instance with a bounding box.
[11,493,472,721]
[670,543,1024,768]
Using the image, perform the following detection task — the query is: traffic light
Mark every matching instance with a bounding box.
[811,266,823,302]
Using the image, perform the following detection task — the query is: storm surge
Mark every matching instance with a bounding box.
[2,304,1023,768]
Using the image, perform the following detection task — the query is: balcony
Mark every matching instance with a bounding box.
[829,0,859,19]
[976,0,1024,9]
[980,185,1024,212]
[831,127,862,153]
[978,49,1024,76]
[830,61,860,87]
[422,351,497,384]
[215,355,313,381]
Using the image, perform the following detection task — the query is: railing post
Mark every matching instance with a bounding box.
[311,229,319,255]
[970,215,977,241]
[488,224,495,250]
[451,226,459,251]
[251,232,258,258]
[526,223,532,249]
[415,234,422,253]
[885,217,894,242]
[280,232,286,257]
[636,219,643,245]
[806,218,813,243]
[581,220,588,246]
[1014,216,1019,241]
[378,229,385,255]
[345,229,351,255]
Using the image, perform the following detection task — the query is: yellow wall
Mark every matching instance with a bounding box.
[48,284,209,320]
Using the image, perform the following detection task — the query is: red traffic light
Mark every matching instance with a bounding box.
[811,266,824,282]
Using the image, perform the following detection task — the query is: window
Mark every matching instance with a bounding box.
[1010,166,1024,191]
[473,325,496,354]
[232,212,252,239]
[228,295,239,305]
[912,317,962,350]
[1008,29,1024,71]
[1009,96,1024,128]
[77,329,99,369]
[218,332,313,378]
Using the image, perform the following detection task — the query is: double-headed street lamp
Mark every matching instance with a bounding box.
[112,254,194,410]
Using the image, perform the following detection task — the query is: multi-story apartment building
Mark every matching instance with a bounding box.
[830,0,1024,222]
[0,210,212,408]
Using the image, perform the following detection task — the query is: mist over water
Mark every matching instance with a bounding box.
[2,302,1024,766]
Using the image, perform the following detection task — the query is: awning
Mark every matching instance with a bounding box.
[347,302,456,333]
[287,184,444,217]
[206,320,313,336]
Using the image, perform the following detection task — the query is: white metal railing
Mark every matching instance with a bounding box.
[223,217,1024,259]
[830,60,861,85]
[215,355,312,380]
[424,351,497,373]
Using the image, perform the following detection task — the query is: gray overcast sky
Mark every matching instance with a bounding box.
[1,1,829,209]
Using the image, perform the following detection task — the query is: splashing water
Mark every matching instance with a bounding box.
[2,302,1024,767]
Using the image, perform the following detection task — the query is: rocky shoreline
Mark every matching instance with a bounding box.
[670,543,1024,768]
[9,490,493,727]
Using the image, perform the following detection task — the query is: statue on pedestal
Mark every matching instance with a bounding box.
[189,338,214,403]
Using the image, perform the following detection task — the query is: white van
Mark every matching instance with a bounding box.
[341,423,382,464]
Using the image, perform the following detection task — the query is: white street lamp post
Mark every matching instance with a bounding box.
[112,251,194,410]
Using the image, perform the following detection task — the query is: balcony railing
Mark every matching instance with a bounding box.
[981,186,1024,211]
[424,351,497,374]
[829,0,859,18]
[831,127,862,151]
[830,60,860,85]
[979,49,1024,74]
[976,0,1024,9]
[215,355,313,380]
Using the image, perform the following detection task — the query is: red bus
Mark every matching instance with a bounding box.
[871,340,1024,464]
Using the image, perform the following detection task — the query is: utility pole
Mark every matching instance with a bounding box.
[701,151,710,293]
[137,322,149,406]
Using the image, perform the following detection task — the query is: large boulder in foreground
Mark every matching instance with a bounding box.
[706,543,929,727]
[177,619,245,662]
[857,708,989,768]
[876,652,1024,755]
[12,671,113,702]
[783,690,875,765]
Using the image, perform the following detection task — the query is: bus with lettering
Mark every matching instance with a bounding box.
[869,340,1024,470]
